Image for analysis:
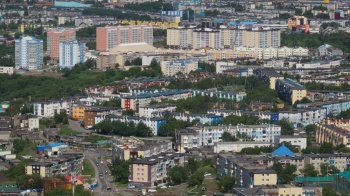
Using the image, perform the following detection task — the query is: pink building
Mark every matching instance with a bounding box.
[96,25,153,51]
[47,29,76,58]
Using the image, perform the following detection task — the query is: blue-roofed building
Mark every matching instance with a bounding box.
[272,145,295,157]
[37,143,69,156]
[192,89,246,101]
[54,1,91,8]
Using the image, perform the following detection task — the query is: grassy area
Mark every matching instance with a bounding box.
[17,142,38,156]
[83,135,109,143]
[116,182,128,188]
[58,126,78,136]
[82,159,95,177]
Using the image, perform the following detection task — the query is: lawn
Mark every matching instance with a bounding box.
[58,126,78,136]
[82,159,95,177]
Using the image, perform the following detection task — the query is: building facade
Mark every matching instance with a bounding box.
[161,59,199,76]
[47,28,76,58]
[15,36,43,70]
[59,40,85,69]
[96,25,153,51]
[275,78,307,104]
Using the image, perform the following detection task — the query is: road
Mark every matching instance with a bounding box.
[68,119,92,134]
[85,149,116,196]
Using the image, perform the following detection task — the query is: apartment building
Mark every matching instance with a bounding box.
[121,90,191,112]
[315,123,350,147]
[161,59,198,76]
[175,129,199,153]
[297,99,350,116]
[0,66,13,74]
[324,118,350,131]
[279,106,327,128]
[167,26,280,49]
[217,153,278,187]
[129,153,185,187]
[234,185,322,196]
[25,153,83,177]
[138,104,176,118]
[171,113,224,125]
[59,40,85,69]
[83,108,120,128]
[167,27,194,49]
[208,109,280,124]
[33,100,73,117]
[47,28,76,58]
[254,68,284,89]
[71,105,93,120]
[303,153,350,173]
[15,36,43,70]
[192,89,247,101]
[97,53,117,70]
[95,115,166,136]
[275,135,308,149]
[214,141,270,153]
[96,25,153,51]
[275,78,307,105]
[227,124,282,143]
[112,137,172,160]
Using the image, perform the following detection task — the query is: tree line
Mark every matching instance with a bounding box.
[93,120,153,137]
[82,8,152,21]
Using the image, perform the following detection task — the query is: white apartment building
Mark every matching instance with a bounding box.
[214,141,270,153]
[235,46,308,60]
[138,104,177,117]
[275,135,308,149]
[59,40,86,69]
[33,100,73,117]
[28,117,39,131]
[15,36,43,70]
[227,124,282,143]
[0,66,13,74]
[279,107,327,128]
[161,59,198,76]
[95,115,166,136]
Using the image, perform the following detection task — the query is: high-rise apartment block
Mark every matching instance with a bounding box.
[96,25,153,51]
[167,26,280,49]
[59,40,86,69]
[47,29,76,58]
[15,36,43,70]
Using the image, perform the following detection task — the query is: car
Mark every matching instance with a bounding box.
[105,171,108,174]
[96,163,99,166]
[101,161,103,164]
[107,187,111,190]
[99,173,103,176]
[204,172,211,177]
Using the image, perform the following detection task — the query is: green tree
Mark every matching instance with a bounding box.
[187,158,198,174]
[272,162,296,184]
[322,187,337,196]
[167,166,189,185]
[303,10,313,18]
[320,163,339,176]
[304,124,316,136]
[221,131,238,142]
[319,142,334,153]
[16,174,43,190]
[188,171,204,186]
[13,139,26,154]
[217,175,235,193]
[111,158,129,183]
[278,118,294,135]
[122,109,135,116]
[301,164,318,177]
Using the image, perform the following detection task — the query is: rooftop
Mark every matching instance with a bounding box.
[276,78,306,90]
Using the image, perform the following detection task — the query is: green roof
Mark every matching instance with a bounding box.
[294,176,333,183]
[337,171,350,179]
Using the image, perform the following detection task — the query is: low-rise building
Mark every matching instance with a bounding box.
[275,78,307,105]
[129,153,185,187]
[138,104,176,118]
[192,89,246,101]
[279,106,327,128]
[83,108,121,128]
[112,137,172,160]
[315,123,350,147]
[171,113,223,125]
[161,59,199,76]
[0,66,13,74]
[276,135,308,149]
[33,99,75,117]
[234,184,322,196]
[214,141,270,153]
[304,153,350,173]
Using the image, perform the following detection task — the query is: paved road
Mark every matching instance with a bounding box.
[68,119,91,134]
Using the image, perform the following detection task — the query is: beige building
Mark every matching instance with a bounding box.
[315,123,350,147]
[275,79,307,104]
[161,59,198,76]
[304,153,350,173]
[0,66,13,74]
[324,118,350,131]
[167,27,194,49]
[254,68,284,89]
[26,162,53,177]
[97,53,117,70]
[193,29,222,49]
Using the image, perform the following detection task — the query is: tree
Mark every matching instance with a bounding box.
[46,184,90,196]
[320,163,339,176]
[272,162,296,184]
[301,164,318,177]
[303,10,313,18]
[319,142,334,153]
[16,174,43,190]
[167,166,189,185]
[304,124,316,136]
[188,171,204,186]
[217,175,236,193]
[322,187,337,196]
[111,158,129,183]
[122,109,135,116]
[222,131,238,142]
[278,118,294,135]
[187,158,198,174]
[54,110,68,125]
[13,139,26,154]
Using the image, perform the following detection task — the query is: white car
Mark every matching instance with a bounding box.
[148,189,157,193]
[204,172,211,177]
[101,161,103,164]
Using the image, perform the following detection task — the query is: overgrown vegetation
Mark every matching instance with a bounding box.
[94,120,153,137]
[82,159,95,177]
[83,135,109,143]
[58,126,78,136]
[82,8,152,21]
